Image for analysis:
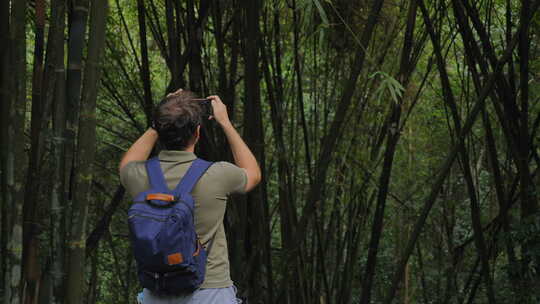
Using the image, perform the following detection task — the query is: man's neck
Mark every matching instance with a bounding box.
[183,145,196,153]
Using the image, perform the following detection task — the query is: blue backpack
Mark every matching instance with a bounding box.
[128,157,212,295]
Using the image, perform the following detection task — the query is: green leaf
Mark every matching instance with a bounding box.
[313,0,329,26]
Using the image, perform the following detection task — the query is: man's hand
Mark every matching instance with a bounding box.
[206,95,231,127]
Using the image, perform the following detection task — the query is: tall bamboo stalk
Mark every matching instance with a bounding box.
[0,0,11,292]
[3,0,27,302]
[46,0,67,302]
[359,3,418,303]
[64,0,89,234]
[65,0,108,303]
[242,0,270,302]
[517,0,538,288]
[22,0,46,301]
[136,0,153,126]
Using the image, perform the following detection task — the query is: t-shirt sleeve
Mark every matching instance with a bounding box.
[212,161,247,195]
[119,161,148,199]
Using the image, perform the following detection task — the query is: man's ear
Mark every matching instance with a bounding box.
[193,125,201,145]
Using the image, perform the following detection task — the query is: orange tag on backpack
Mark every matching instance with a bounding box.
[147,193,176,202]
[167,253,183,265]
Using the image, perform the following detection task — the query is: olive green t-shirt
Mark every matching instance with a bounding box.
[119,150,247,289]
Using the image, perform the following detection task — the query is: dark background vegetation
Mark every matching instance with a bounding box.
[1,0,540,303]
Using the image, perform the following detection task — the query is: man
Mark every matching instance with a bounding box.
[119,89,261,303]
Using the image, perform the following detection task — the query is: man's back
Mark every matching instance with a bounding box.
[119,91,259,303]
[120,150,246,289]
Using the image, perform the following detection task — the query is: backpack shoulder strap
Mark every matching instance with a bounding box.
[145,157,169,192]
[172,158,212,197]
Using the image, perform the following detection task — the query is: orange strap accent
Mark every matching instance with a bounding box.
[146,193,176,202]
[167,253,183,265]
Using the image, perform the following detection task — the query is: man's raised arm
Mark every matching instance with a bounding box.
[207,95,261,192]
[118,128,158,172]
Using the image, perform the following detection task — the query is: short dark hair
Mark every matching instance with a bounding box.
[153,90,203,150]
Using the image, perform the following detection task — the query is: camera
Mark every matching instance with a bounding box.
[198,99,213,119]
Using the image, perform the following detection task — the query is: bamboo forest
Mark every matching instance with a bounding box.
[1,0,540,303]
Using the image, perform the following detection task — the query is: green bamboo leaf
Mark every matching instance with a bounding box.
[313,0,329,26]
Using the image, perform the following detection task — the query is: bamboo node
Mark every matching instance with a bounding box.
[73,6,89,13]
[68,63,83,70]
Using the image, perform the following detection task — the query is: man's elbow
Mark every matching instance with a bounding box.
[253,169,262,186]
[244,168,262,192]
[252,163,262,185]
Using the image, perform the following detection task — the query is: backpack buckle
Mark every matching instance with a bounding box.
[146,193,176,202]
[145,193,179,208]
